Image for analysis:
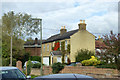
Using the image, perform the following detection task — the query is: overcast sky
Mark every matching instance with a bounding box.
[1,0,119,40]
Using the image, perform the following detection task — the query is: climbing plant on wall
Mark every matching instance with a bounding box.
[52,41,60,51]
[61,41,66,63]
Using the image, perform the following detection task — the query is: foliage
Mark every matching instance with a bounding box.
[67,57,71,65]
[51,62,64,74]
[75,49,94,62]
[61,41,66,64]
[30,56,41,62]
[2,11,40,66]
[26,60,33,75]
[67,44,70,53]
[32,63,41,68]
[82,56,101,66]
[95,63,117,69]
[97,31,120,71]
[2,58,16,66]
[2,11,40,37]
[52,41,60,51]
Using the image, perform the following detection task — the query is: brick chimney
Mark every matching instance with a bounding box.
[35,38,38,44]
[78,20,86,30]
[60,26,67,35]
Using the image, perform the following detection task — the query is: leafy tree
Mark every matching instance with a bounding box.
[102,31,120,72]
[2,11,40,65]
[75,49,94,62]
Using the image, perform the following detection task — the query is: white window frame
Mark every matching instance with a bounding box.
[60,41,61,50]
[65,40,67,50]
[43,44,45,52]
[47,44,49,51]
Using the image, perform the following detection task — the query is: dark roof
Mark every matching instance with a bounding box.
[51,51,62,56]
[24,40,46,45]
[43,29,78,43]
[95,40,107,49]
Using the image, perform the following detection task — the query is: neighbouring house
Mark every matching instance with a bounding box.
[42,20,95,66]
[24,38,44,56]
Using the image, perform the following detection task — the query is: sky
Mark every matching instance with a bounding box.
[1,0,119,40]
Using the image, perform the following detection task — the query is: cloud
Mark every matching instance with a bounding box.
[1,0,118,39]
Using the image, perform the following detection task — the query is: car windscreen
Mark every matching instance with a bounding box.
[1,69,26,79]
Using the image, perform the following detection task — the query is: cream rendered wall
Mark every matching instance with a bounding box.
[70,30,95,62]
[42,42,52,64]
[42,39,70,64]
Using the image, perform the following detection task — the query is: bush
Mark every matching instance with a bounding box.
[95,63,117,69]
[2,58,10,66]
[32,63,41,68]
[30,56,41,62]
[2,58,16,66]
[75,49,94,62]
[52,62,64,74]
[26,60,33,75]
[82,56,100,66]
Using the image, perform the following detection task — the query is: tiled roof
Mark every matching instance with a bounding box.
[24,40,46,45]
[51,51,62,56]
[43,29,79,43]
[95,40,107,49]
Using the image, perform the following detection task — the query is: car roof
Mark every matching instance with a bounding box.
[0,66,18,70]
[35,73,94,78]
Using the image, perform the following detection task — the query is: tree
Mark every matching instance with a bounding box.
[2,11,40,38]
[2,11,40,65]
[103,31,120,72]
[75,49,95,62]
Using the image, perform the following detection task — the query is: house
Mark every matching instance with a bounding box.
[42,20,95,66]
[24,38,43,56]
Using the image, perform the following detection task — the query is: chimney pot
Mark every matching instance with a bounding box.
[61,26,63,29]
[80,20,82,24]
[83,20,85,24]
[78,20,86,30]
[60,26,67,35]
[64,26,65,29]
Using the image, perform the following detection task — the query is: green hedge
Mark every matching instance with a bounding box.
[52,62,64,74]
[95,64,117,69]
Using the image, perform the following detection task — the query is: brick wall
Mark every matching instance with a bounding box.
[31,66,118,78]
[25,47,41,56]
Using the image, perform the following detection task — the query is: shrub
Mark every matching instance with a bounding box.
[75,49,94,62]
[26,60,33,75]
[52,62,64,74]
[32,63,41,68]
[82,56,101,66]
[2,58,16,66]
[2,58,10,66]
[95,64,117,69]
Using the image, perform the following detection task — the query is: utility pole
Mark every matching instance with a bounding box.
[10,16,13,66]
[10,36,12,66]
[32,18,43,75]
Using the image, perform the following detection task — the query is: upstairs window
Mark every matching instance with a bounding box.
[65,40,67,50]
[43,44,45,52]
[47,44,49,51]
